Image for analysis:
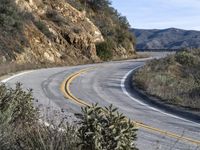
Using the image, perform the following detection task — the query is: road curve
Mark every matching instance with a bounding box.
[3,57,200,150]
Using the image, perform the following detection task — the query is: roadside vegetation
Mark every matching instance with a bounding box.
[67,0,136,60]
[134,49,200,110]
[0,0,136,65]
[0,0,27,62]
[0,63,39,77]
[0,83,137,150]
[96,40,114,61]
[0,62,62,78]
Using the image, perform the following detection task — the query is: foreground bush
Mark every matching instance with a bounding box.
[0,83,37,128]
[0,83,79,150]
[78,104,138,150]
[133,49,200,110]
[0,84,137,150]
[0,122,79,150]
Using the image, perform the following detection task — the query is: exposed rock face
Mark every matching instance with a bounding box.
[1,0,104,65]
[113,45,134,59]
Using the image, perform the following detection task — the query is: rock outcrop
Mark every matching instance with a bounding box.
[0,0,104,65]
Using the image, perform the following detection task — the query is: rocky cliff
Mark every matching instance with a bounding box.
[68,0,136,59]
[0,0,104,65]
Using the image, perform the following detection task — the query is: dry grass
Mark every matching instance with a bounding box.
[0,62,70,78]
[0,63,37,77]
[133,49,200,110]
[0,83,80,150]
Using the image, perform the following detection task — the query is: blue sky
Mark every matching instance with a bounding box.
[112,0,200,30]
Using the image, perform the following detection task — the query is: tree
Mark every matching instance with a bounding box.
[118,16,130,29]
[87,0,111,11]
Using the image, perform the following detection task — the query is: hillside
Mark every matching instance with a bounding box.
[132,28,200,50]
[0,0,136,66]
[67,0,136,59]
[134,49,200,110]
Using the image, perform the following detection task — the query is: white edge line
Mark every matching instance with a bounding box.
[0,70,65,130]
[1,71,34,83]
[2,62,199,127]
[121,65,200,126]
[0,56,153,83]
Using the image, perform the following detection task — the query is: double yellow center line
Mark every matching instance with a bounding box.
[60,67,200,146]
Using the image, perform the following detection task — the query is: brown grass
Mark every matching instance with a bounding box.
[0,63,50,77]
[133,50,200,110]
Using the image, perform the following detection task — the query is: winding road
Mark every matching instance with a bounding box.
[2,52,200,150]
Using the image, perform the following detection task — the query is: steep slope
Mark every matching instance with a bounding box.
[132,28,200,50]
[0,0,104,65]
[0,0,136,66]
[67,0,136,59]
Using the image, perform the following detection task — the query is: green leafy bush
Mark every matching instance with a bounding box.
[0,83,37,128]
[96,40,114,61]
[175,51,196,66]
[0,83,79,150]
[0,84,138,150]
[78,104,138,150]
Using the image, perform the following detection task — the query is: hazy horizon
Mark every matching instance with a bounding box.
[112,0,200,31]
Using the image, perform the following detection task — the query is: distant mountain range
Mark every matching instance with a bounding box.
[132,28,200,50]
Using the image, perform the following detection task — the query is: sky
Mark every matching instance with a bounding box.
[112,0,200,31]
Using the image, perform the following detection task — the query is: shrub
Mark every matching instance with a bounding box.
[0,0,23,30]
[0,83,38,128]
[78,104,138,150]
[34,20,53,38]
[46,10,66,25]
[0,83,79,150]
[93,0,111,10]
[0,120,80,150]
[133,49,200,109]
[189,87,200,99]
[0,84,138,150]
[175,51,196,66]
[96,40,114,61]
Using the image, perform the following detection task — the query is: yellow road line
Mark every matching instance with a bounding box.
[60,67,200,146]
[134,121,200,145]
[61,68,93,107]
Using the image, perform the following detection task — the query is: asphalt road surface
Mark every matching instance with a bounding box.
[2,53,200,150]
